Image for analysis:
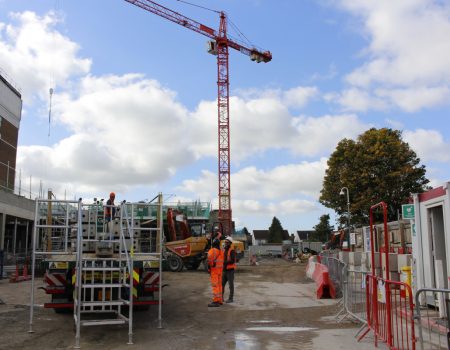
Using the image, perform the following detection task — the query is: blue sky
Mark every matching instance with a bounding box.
[0,0,449,233]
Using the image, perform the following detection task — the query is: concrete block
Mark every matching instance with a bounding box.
[348,252,362,266]
[360,252,370,269]
[381,253,398,272]
[338,251,349,264]
[389,271,400,282]
[368,252,381,269]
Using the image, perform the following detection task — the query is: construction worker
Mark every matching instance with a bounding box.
[222,236,236,303]
[104,192,116,236]
[207,238,224,307]
[105,192,116,221]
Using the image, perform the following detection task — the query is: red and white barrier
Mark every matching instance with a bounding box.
[306,256,336,299]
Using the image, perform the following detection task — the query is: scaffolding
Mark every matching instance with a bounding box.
[28,194,164,348]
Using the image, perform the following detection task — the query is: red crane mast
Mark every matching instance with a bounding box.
[124,0,272,236]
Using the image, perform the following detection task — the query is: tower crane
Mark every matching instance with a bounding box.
[124,0,272,236]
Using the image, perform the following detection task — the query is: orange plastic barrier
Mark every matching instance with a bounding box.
[306,256,336,299]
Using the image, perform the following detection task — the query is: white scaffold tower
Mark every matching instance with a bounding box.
[28,193,164,349]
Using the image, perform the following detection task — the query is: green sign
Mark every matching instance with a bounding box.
[402,204,415,219]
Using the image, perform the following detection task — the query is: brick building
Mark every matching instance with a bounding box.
[0,73,22,192]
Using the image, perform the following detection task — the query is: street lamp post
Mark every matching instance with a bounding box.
[340,187,351,250]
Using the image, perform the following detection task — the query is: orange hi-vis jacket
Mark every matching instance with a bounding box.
[207,247,224,270]
[224,246,236,270]
[207,247,224,303]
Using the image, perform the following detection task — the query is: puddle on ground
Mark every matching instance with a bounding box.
[233,332,258,349]
[245,326,316,333]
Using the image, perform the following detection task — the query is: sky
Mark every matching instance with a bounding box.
[0,0,449,233]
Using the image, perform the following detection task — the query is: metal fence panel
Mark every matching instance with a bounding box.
[415,288,450,350]
[344,268,368,323]
[363,275,416,350]
[319,254,346,298]
[0,250,3,279]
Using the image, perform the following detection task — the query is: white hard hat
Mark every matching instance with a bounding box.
[225,236,233,243]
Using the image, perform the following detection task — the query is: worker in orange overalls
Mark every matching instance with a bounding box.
[207,238,224,307]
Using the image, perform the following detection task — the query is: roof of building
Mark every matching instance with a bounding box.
[296,230,314,240]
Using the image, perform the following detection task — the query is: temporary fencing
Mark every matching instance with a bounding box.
[0,250,3,279]
[360,275,416,349]
[342,267,369,324]
[414,288,450,350]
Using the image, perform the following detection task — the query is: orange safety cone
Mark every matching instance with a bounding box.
[9,264,19,283]
[22,263,29,280]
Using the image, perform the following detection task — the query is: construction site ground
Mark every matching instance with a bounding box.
[0,258,382,350]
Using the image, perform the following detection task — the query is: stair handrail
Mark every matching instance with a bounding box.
[119,201,134,345]
[74,198,83,349]
[119,201,133,272]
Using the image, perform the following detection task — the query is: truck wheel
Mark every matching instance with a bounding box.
[168,255,184,272]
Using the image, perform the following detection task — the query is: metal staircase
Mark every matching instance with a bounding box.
[29,195,164,349]
[73,202,134,348]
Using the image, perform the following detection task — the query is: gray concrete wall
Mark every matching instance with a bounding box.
[0,189,34,219]
[0,188,35,250]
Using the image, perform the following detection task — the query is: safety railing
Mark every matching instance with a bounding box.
[360,274,416,350]
[0,250,3,279]
[342,267,369,324]
[415,288,450,350]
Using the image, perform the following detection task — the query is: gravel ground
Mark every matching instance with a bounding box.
[0,258,383,349]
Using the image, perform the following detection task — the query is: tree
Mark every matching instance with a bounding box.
[311,214,334,242]
[320,128,429,225]
[268,217,284,243]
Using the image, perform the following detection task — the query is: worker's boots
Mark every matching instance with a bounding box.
[208,302,221,307]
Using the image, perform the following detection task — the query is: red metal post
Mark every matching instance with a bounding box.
[369,201,391,346]
[217,12,232,236]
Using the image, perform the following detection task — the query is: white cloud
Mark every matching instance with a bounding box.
[0,11,90,103]
[332,0,450,112]
[268,199,318,215]
[179,159,328,202]
[290,114,368,156]
[376,86,450,113]
[384,118,404,130]
[404,129,450,163]
[18,74,195,194]
[190,95,369,161]
[326,88,387,112]
[282,86,319,108]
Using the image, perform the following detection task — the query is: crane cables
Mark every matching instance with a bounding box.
[175,0,219,13]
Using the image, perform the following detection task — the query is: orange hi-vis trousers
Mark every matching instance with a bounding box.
[210,267,223,303]
[207,247,224,304]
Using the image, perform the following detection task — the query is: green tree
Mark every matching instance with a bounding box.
[268,217,284,243]
[311,214,334,242]
[320,128,429,225]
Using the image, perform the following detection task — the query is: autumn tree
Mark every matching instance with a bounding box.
[311,214,334,242]
[268,217,284,243]
[320,128,429,225]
